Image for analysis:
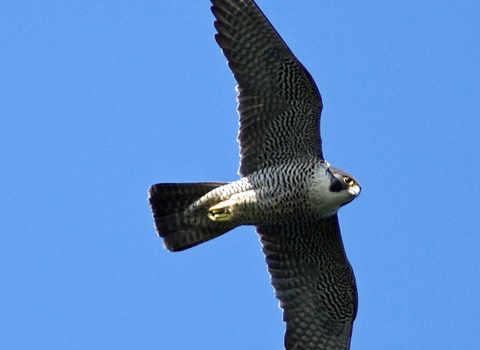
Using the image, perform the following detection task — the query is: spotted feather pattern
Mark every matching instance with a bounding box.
[211,0,323,177]
[257,215,357,350]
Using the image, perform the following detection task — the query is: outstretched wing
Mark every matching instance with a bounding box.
[211,0,324,176]
[257,215,357,350]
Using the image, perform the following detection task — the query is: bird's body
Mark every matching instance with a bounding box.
[149,0,361,349]
[191,161,356,226]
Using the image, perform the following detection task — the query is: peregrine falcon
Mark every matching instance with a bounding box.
[148,1,361,349]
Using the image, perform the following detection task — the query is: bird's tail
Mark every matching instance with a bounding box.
[148,182,236,251]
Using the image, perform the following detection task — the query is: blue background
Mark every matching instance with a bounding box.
[1,1,479,349]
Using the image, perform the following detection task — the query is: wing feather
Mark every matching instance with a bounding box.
[257,215,357,350]
[211,0,324,176]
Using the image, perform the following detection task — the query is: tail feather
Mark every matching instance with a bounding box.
[148,182,235,251]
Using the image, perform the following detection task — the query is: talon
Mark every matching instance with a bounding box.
[207,199,236,222]
[207,212,231,221]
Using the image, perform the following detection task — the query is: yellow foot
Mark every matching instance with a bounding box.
[207,199,236,222]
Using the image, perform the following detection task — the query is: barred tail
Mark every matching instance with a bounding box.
[148,182,235,251]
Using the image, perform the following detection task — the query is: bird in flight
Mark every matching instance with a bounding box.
[149,0,361,349]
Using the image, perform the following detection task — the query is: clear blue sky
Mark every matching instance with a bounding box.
[1,1,479,349]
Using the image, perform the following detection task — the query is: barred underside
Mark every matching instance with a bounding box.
[257,215,357,350]
[211,0,323,177]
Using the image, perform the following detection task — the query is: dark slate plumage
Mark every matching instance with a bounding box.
[149,1,361,349]
[149,182,231,251]
[258,217,357,350]
[212,0,324,176]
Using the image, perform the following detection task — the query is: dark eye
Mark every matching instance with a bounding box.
[343,177,354,186]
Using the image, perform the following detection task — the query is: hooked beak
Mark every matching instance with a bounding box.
[348,184,361,197]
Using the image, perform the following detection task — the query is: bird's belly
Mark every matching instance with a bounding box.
[219,172,335,225]
[246,186,333,225]
[193,161,338,225]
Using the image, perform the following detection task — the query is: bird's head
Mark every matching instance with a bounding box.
[327,166,361,207]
